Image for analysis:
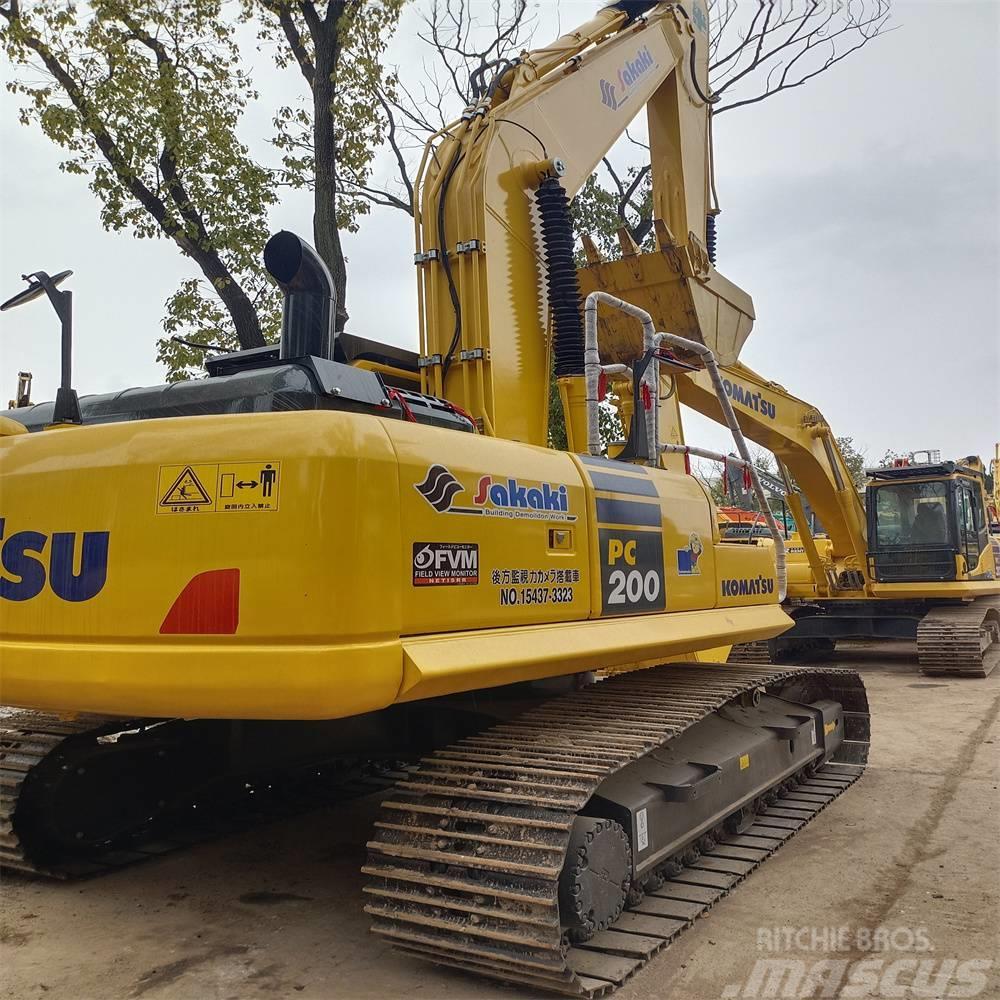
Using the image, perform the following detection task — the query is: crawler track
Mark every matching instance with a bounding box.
[363,662,869,997]
[727,636,835,665]
[0,711,407,879]
[727,639,773,664]
[0,712,119,876]
[917,597,1000,677]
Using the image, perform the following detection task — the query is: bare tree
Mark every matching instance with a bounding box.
[355,0,891,235]
[339,0,534,218]
[710,0,891,116]
[583,0,893,256]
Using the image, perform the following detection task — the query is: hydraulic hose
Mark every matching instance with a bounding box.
[537,177,586,379]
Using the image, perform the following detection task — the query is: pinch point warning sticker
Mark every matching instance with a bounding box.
[156,461,281,514]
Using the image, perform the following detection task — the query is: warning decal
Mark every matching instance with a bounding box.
[156,461,281,514]
[159,466,214,509]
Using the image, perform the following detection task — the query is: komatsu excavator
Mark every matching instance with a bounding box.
[648,362,1000,675]
[990,443,1000,533]
[0,3,869,994]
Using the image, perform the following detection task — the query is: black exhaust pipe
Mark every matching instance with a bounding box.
[263,230,336,361]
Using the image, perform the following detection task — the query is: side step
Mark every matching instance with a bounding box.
[363,662,870,997]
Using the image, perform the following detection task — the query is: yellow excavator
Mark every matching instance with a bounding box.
[652,363,1000,675]
[0,3,869,994]
[990,443,1000,533]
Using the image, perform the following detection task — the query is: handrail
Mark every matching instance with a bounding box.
[652,331,787,601]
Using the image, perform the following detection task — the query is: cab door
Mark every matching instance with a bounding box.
[956,483,987,575]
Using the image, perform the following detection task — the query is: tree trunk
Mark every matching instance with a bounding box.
[1,8,266,353]
[194,248,266,349]
[312,19,349,333]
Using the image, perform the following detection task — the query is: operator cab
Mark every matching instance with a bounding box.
[866,462,993,582]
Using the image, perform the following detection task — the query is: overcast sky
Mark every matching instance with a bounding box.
[1,1,997,467]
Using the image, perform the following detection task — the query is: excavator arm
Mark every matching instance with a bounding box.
[676,361,871,597]
[415,1,753,447]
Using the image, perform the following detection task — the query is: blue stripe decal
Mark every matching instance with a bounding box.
[595,498,662,527]
[579,455,648,473]
[589,472,659,497]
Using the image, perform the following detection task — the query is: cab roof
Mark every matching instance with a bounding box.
[866,462,981,482]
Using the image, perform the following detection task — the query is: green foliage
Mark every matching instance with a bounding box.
[836,435,869,490]
[2,0,404,380]
[257,0,406,232]
[1,0,277,362]
[2,1,273,255]
[570,166,653,266]
[155,275,282,382]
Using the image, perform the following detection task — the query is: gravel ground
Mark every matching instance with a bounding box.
[1,641,998,1000]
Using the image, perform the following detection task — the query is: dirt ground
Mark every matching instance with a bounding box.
[2,642,998,1000]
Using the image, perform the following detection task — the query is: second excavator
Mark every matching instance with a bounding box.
[657,363,1000,676]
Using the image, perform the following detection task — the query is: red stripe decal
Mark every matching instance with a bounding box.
[159,568,240,634]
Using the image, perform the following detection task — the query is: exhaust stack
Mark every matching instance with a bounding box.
[264,231,336,361]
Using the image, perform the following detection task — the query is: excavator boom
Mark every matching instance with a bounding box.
[677,360,869,596]
[416,0,752,447]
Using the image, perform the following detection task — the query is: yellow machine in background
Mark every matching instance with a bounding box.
[665,364,1000,675]
[0,3,870,994]
[990,443,1000,532]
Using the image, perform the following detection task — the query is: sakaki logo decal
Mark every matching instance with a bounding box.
[412,542,479,586]
[599,45,657,112]
[414,465,475,513]
[415,466,576,522]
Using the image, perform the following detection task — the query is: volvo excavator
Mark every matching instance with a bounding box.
[0,3,870,994]
[638,362,999,675]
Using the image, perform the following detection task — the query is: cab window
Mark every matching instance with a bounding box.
[873,482,949,547]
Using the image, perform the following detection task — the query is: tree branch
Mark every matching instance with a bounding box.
[259,0,316,87]
[376,88,413,214]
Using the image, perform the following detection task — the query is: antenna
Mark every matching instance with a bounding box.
[1,269,80,424]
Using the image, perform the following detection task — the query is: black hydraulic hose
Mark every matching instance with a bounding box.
[493,119,548,158]
[688,33,715,105]
[536,177,586,378]
[604,1,661,23]
[469,58,513,99]
[673,3,718,106]
[438,149,465,377]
